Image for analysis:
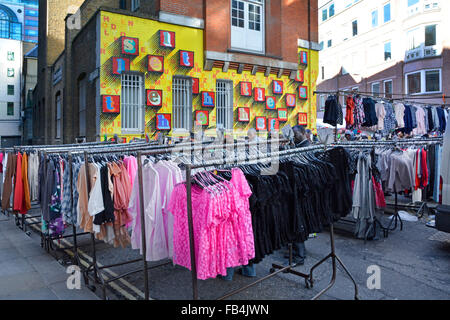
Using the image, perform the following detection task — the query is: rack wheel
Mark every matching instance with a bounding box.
[354,296,360,300]
[269,268,275,274]
[25,231,31,237]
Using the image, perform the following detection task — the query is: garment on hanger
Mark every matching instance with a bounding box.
[1,153,16,210]
[324,95,343,127]
[353,95,365,129]
[394,102,405,129]
[362,98,378,127]
[345,95,355,127]
[382,102,396,136]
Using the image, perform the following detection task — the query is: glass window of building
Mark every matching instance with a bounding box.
[173,77,193,131]
[121,73,144,133]
[384,3,391,23]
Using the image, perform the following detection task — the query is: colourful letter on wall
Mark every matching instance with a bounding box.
[159,30,175,48]
[148,55,164,73]
[240,82,252,96]
[272,80,283,95]
[298,113,308,125]
[254,88,265,102]
[102,95,120,113]
[285,94,296,108]
[269,118,279,131]
[112,57,130,75]
[156,114,171,130]
[179,50,194,67]
[299,86,308,100]
[121,37,139,56]
[256,116,267,131]
[201,92,215,107]
[266,96,276,110]
[295,69,304,82]
[238,108,250,122]
[146,89,162,107]
[195,110,209,126]
[300,51,308,65]
[278,108,288,122]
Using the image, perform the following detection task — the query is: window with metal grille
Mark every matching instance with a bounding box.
[56,92,61,139]
[131,0,140,11]
[121,73,144,133]
[78,78,86,137]
[172,77,193,131]
[216,80,234,130]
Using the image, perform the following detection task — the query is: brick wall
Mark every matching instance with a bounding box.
[160,0,203,18]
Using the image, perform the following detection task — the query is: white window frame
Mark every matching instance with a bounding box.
[230,0,265,54]
[405,68,441,95]
[172,76,193,131]
[384,79,393,98]
[216,80,234,130]
[121,73,145,134]
[56,92,62,139]
[131,0,140,12]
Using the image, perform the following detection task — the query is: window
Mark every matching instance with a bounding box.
[78,77,87,137]
[406,69,441,94]
[0,6,22,40]
[371,10,378,28]
[407,72,421,94]
[25,20,38,27]
[56,92,62,139]
[7,51,14,61]
[7,68,14,77]
[327,39,332,47]
[119,0,127,9]
[319,41,324,51]
[25,9,38,17]
[352,20,358,36]
[425,70,440,92]
[173,77,193,131]
[319,95,326,112]
[7,85,14,95]
[322,9,328,21]
[131,0,140,11]
[372,82,381,97]
[7,102,14,116]
[408,0,419,6]
[384,3,391,23]
[329,3,335,17]
[322,66,325,80]
[384,80,393,98]
[384,42,392,60]
[25,29,38,37]
[407,27,421,50]
[425,25,436,46]
[231,0,264,53]
[121,73,144,133]
[216,80,234,130]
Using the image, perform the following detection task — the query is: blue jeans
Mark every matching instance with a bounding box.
[222,264,256,281]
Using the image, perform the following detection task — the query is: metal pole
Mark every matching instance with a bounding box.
[136,151,149,300]
[185,164,198,300]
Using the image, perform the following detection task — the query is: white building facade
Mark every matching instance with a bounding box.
[0,38,22,147]
[317,0,449,117]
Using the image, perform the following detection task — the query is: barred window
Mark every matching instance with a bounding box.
[121,73,144,133]
[216,80,234,130]
[172,77,193,131]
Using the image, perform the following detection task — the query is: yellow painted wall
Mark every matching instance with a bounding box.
[100,11,318,141]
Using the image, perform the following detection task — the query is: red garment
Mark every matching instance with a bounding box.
[372,176,386,209]
[345,96,355,126]
[13,152,25,213]
[414,149,420,190]
[420,148,428,189]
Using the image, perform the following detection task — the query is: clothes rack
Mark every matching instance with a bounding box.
[173,143,359,300]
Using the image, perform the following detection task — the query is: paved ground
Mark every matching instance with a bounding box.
[0,212,99,300]
[1,197,449,301]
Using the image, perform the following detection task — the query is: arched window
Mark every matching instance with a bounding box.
[0,4,22,40]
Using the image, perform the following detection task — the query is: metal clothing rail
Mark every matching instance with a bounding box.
[171,143,359,300]
[332,139,443,237]
[314,90,450,107]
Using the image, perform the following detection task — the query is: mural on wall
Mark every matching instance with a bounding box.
[99,11,318,141]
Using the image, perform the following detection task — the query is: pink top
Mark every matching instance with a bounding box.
[124,156,138,189]
[167,168,254,280]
